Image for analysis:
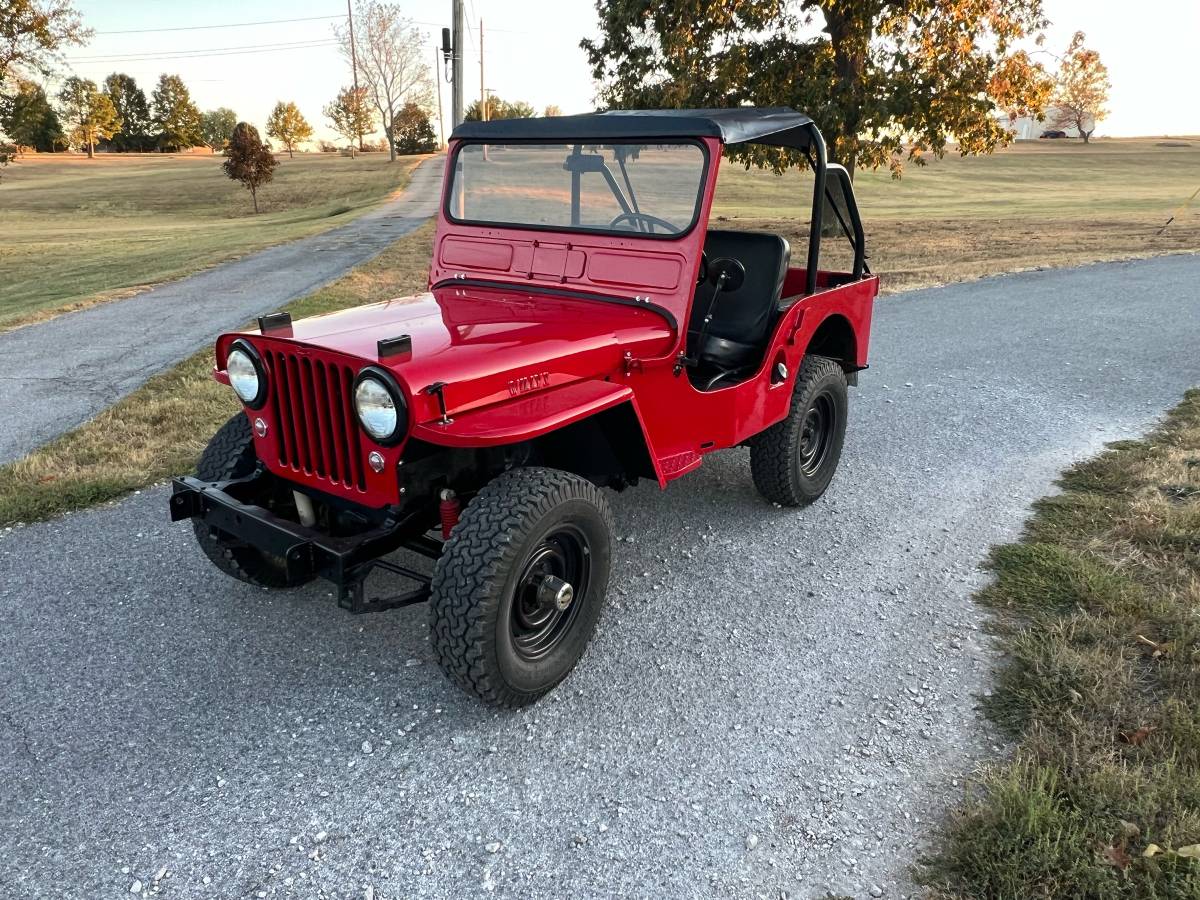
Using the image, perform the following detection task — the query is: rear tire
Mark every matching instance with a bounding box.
[430,467,613,708]
[749,355,848,506]
[191,414,312,589]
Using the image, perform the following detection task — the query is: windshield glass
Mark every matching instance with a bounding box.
[448,141,707,237]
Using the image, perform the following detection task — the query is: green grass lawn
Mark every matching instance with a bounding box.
[0,151,427,329]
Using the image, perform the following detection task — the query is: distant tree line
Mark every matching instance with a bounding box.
[1,65,445,159]
[0,0,511,179]
[0,69,246,155]
[0,0,443,192]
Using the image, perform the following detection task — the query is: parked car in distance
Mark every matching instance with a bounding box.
[1039,130,1068,139]
[170,107,879,707]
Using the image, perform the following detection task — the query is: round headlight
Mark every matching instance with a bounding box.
[226,347,262,406]
[354,375,401,443]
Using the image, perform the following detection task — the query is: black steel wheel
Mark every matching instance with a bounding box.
[430,467,613,708]
[510,524,592,662]
[799,392,837,477]
[749,355,848,506]
[191,414,313,589]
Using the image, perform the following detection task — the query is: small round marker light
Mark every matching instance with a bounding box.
[253,417,268,438]
[367,450,385,473]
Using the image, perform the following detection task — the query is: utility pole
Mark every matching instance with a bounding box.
[433,44,445,147]
[479,19,486,121]
[451,0,464,129]
[347,0,363,151]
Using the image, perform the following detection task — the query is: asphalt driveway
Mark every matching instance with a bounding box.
[0,156,443,467]
[1,254,1198,899]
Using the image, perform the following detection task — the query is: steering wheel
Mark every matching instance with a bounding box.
[607,212,681,235]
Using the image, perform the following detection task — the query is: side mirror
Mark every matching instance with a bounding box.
[708,257,746,291]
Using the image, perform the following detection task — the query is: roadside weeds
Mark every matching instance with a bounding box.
[920,389,1200,898]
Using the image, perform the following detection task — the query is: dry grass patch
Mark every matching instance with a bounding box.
[921,389,1200,898]
[0,221,435,526]
[714,138,1200,291]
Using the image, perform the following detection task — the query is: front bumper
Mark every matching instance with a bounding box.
[170,474,439,612]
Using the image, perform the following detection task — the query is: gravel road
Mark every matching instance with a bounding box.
[0,156,442,467]
[2,254,1198,899]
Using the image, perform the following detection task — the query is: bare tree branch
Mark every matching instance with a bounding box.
[335,3,433,162]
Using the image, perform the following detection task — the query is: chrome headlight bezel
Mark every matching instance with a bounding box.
[352,366,408,447]
[226,339,267,409]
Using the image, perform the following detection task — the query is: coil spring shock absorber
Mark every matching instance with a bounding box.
[439,488,461,540]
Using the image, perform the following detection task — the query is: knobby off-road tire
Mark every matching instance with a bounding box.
[191,413,311,589]
[750,355,848,506]
[430,467,614,708]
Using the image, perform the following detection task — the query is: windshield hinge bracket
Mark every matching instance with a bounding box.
[424,382,454,426]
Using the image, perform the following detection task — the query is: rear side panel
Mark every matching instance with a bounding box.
[623,275,878,480]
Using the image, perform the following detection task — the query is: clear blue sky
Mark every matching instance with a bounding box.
[62,1,1200,144]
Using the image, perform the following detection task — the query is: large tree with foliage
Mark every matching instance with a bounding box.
[57,76,119,158]
[335,2,433,163]
[583,0,1053,179]
[102,73,152,152]
[199,107,237,151]
[0,0,89,85]
[223,121,276,213]
[1,77,63,151]
[464,96,536,121]
[265,100,312,158]
[151,73,202,152]
[324,85,374,155]
[1050,31,1109,144]
[392,101,437,154]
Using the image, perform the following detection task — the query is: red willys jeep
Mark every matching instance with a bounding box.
[170,108,878,707]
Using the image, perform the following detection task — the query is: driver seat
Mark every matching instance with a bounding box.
[687,230,792,373]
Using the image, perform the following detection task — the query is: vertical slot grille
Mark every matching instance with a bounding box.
[265,350,366,492]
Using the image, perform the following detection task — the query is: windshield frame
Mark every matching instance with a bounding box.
[443,138,712,241]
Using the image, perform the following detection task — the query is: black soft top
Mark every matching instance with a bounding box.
[450,107,819,150]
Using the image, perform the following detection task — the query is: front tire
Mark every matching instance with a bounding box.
[749,355,848,506]
[430,467,613,708]
[191,413,312,589]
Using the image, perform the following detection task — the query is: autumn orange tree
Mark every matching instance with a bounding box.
[266,100,313,158]
[583,0,1054,179]
[324,86,374,155]
[1050,31,1109,143]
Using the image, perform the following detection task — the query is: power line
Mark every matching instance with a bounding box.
[67,39,338,64]
[93,14,342,35]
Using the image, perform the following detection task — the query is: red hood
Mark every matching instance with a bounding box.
[224,283,675,424]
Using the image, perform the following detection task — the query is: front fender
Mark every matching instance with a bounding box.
[412,379,635,448]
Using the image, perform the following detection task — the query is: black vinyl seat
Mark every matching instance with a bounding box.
[687,230,791,374]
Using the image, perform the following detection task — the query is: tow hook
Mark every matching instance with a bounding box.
[439,488,461,540]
